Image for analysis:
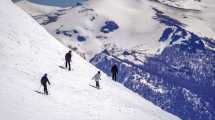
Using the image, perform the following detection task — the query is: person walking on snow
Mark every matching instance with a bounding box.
[65,50,72,71]
[111,64,118,81]
[92,71,101,89]
[41,73,51,95]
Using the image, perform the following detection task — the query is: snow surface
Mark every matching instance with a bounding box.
[156,0,203,10]
[0,0,180,120]
[15,0,215,60]
[14,0,215,120]
[16,0,60,16]
[15,0,166,59]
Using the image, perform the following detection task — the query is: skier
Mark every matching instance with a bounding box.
[111,64,118,81]
[40,73,51,95]
[65,50,72,71]
[92,71,101,89]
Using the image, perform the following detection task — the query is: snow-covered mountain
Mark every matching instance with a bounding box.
[0,0,181,120]
[156,0,203,10]
[14,0,215,120]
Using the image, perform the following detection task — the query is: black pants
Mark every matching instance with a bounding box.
[65,60,71,70]
[112,73,117,81]
[42,83,48,95]
[96,81,100,89]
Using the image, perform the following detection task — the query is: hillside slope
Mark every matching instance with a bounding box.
[0,0,180,120]
[16,0,60,16]
[14,0,215,120]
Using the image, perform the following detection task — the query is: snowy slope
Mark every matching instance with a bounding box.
[14,0,215,120]
[15,0,215,59]
[0,0,181,120]
[156,0,203,10]
[16,0,60,16]
[155,0,215,34]
[15,0,169,59]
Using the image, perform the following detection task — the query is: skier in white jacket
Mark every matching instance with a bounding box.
[92,71,101,89]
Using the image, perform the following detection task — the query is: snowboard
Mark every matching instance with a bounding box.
[89,84,101,89]
[34,90,49,95]
[58,65,73,71]
[59,65,66,69]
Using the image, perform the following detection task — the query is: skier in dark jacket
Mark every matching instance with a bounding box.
[65,50,72,71]
[41,73,51,95]
[111,64,118,81]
